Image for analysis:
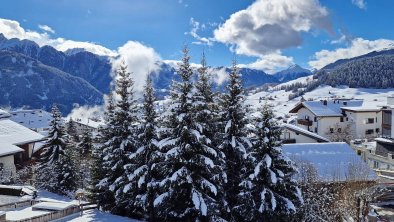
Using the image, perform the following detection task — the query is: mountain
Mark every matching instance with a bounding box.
[0,50,103,114]
[273,64,312,83]
[321,48,394,70]
[0,34,113,94]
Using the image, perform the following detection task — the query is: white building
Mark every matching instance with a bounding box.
[0,119,45,175]
[72,118,104,135]
[341,107,382,139]
[281,123,330,144]
[289,99,363,138]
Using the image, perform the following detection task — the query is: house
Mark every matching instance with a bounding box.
[0,109,11,119]
[73,118,104,135]
[8,109,53,134]
[289,99,363,136]
[0,119,45,175]
[281,123,330,144]
[283,142,376,182]
[341,106,382,139]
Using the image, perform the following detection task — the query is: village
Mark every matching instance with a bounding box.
[0,94,392,221]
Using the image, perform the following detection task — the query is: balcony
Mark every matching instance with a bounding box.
[297,119,313,126]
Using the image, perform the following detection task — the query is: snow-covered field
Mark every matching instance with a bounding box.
[56,209,140,222]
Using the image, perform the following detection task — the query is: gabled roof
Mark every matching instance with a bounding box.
[282,124,330,142]
[9,109,52,130]
[0,109,11,119]
[0,119,45,145]
[283,142,376,182]
[289,100,363,117]
[0,143,24,157]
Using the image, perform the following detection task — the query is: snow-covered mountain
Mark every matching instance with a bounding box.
[273,64,312,83]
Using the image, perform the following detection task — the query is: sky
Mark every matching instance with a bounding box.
[1,0,394,73]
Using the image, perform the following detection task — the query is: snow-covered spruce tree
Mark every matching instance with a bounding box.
[66,117,79,142]
[155,47,224,221]
[97,63,138,215]
[90,93,116,208]
[123,76,162,220]
[238,104,303,221]
[36,105,78,196]
[218,60,251,220]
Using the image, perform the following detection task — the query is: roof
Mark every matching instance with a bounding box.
[32,201,76,211]
[9,109,52,130]
[282,123,330,142]
[0,109,11,119]
[0,143,24,157]
[73,118,103,129]
[0,119,45,145]
[283,142,376,182]
[375,137,394,144]
[289,99,363,117]
[341,106,382,112]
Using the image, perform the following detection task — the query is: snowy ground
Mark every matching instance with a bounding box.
[4,190,138,222]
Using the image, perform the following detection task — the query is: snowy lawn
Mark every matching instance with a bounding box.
[54,209,140,222]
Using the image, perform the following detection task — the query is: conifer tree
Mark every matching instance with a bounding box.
[36,105,78,196]
[123,76,162,220]
[218,60,251,220]
[66,117,79,142]
[98,63,138,214]
[155,47,224,221]
[238,104,303,221]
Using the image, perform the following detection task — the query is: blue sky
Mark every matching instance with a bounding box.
[1,0,394,73]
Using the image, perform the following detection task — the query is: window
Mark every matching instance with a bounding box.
[315,127,317,133]
[373,161,379,169]
[376,128,380,133]
[338,128,342,133]
[346,117,349,121]
[366,118,374,124]
[343,101,348,105]
[366,129,374,135]
[340,117,344,122]
[330,128,334,133]
[314,117,317,122]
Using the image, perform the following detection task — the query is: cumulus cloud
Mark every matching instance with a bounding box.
[111,41,161,95]
[213,0,331,57]
[309,38,394,69]
[240,53,294,74]
[0,18,117,56]
[352,0,366,9]
[38,24,55,34]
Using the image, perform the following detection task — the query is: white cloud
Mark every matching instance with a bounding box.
[213,0,331,57]
[186,18,214,46]
[111,41,161,95]
[38,24,55,34]
[210,67,229,85]
[0,18,117,56]
[352,0,366,9]
[309,38,394,69]
[240,53,294,74]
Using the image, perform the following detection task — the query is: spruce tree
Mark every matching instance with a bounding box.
[218,60,251,220]
[155,47,224,221]
[98,63,138,214]
[90,93,116,208]
[66,117,79,142]
[239,104,303,221]
[123,76,162,220]
[36,105,78,196]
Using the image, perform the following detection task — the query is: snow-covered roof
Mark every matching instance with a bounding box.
[283,142,376,182]
[0,109,11,119]
[341,106,382,112]
[73,118,104,129]
[375,138,394,144]
[32,201,76,211]
[0,119,45,145]
[9,109,52,130]
[282,123,330,142]
[0,143,23,157]
[289,99,363,117]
